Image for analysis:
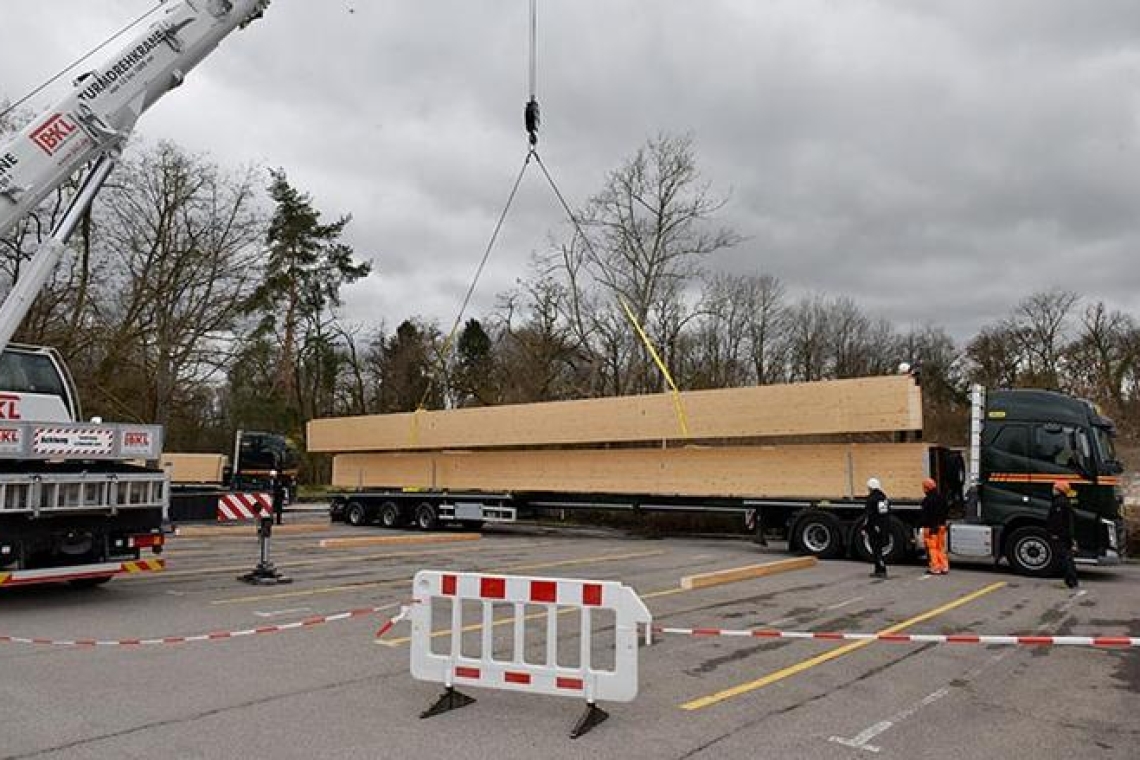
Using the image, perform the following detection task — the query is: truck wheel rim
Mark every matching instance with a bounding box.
[1016,537,1051,569]
[802,524,832,553]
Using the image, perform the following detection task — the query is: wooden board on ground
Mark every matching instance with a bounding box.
[330,443,930,500]
[308,375,922,453]
[680,557,818,590]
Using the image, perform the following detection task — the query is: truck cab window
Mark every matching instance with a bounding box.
[1031,425,1079,471]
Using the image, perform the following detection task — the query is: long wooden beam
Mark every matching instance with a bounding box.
[308,375,922,452]
[330,442,931,500]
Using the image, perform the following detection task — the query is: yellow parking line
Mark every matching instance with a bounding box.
[319,533,481,549]
[146,544,488,581]
[214,549,669,605]
[680,581,1007,710]
[500,549,666,573]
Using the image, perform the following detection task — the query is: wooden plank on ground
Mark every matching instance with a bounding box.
[308,375,922,452]
[331,443,930,500]
[318,533,481,549]
[680,557,818,590]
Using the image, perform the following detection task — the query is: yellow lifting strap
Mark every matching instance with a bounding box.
[618,297,690,438]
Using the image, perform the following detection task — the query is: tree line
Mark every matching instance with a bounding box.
[2,120,1138,481]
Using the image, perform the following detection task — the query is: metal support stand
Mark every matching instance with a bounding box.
[238,517,292,585]
[569,701,608,739]
[420,687,476,719]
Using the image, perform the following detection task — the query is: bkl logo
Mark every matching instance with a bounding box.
[30,114,79,156]
[0,428,19,444]
[0,393,21,420]
[124,432,150,447]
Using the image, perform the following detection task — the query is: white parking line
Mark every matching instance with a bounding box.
[828,587,1091,752]
[254,607,312,618]
[824,596,864,610]
[829,687,950,752]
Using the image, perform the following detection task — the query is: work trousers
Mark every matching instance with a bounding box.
[866,524,887,575]
[922,526,949,573]
[1053,538,1079,589]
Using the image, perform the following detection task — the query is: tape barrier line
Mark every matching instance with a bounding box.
[653,626,1140,649]
[0,603,401,648]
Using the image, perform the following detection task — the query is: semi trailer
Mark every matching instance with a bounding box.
[317,376,1126,578]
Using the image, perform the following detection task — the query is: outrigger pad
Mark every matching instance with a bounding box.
[569,702,609,739]
[237,566,293,585]
[420,687,476,719]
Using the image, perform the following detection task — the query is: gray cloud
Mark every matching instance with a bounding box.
[3,0,1139,343]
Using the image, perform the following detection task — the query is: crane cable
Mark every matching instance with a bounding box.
[413,0,542,426]
[415,0,688,439]
[0,3,165,123]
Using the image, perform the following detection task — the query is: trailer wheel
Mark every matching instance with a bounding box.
[791,511,844,559]
[1005,526,1057,577]
[854,517,911,564]
[379,501,403,529]
[415,502,439,531]
[345,501,369,527]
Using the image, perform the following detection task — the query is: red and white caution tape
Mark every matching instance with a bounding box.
[0,605,394,648]
[374,603,415,639]
[652,626,1140,649]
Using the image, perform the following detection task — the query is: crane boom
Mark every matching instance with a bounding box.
[0,0,269,350]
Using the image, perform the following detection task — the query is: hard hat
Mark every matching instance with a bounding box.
[867,477,881,491]
[922,477,936,493]
[1052,479,1070,494]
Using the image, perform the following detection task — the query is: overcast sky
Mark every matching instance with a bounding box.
[3,0,1140,341]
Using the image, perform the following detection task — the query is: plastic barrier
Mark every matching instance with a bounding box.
[409,570,652,738]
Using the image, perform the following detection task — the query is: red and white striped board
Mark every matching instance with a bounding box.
[652,625,1140,648]
[217,492,273,521]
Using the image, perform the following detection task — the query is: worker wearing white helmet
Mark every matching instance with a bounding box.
[863,477,891,578]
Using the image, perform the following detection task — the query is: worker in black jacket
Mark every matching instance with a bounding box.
[1047,480,1079,589]
[271,469,286,526]
[920,478,949,575]
[863,477,890,578]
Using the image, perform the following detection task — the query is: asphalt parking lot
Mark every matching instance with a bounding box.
[1,514,1136,760]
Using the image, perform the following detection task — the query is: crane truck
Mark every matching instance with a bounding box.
[0,0,270,587]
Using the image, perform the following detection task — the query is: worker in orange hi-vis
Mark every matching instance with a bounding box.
[920,478,950,574]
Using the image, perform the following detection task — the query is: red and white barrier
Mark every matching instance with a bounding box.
[410,570,652,737]
[217,492,273,521]
[653,625,1140,648]
[0,604,395,647]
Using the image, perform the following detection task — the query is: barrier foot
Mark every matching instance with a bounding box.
[569,702,608,739]
[420,687,475,719]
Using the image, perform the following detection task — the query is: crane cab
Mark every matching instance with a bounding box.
[0,343,80,423]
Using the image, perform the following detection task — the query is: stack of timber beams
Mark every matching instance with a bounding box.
[308,375,930,500]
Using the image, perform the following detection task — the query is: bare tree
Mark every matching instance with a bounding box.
[1013,289,1078,386]
[565,133,741,394]
[90,141,264,427]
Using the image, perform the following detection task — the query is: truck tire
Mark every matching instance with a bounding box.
[379,501,403,529]
[853,517,911,564]
[415,502,439,531]
[345,501,369,527]
[791,511,844,559]
[1005,526,1057,577]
